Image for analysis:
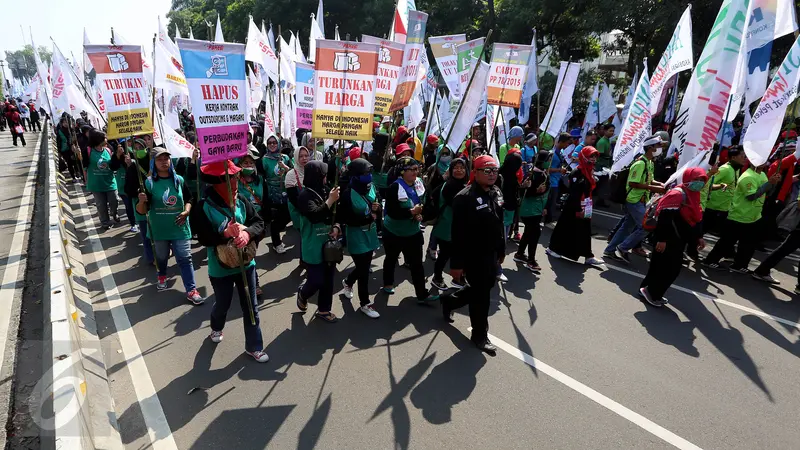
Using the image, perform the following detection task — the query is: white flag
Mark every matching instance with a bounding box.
[444,58,490,150]
[648,6,693,115]
[598,82,617,123]
[154,105,194,158]
[310,14,324,62]
[518,30,539,125]
[215,14,225,42]
[612,61,653,173]
[175,27,182,40]
[189,27,194,40]
[154,37,189,95]
[540,62,580,138]
[317,0,326,37]
[278,36,296,88]
[581,84,600,139]
[267,23,276,51]
[293,31,307,63]
[158,16,181,60]
[335,25,340,41]
[746,0,798,52]
[245,16,280,83]
[743,34,800,167]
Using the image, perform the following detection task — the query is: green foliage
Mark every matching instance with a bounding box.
[4,45,52,81]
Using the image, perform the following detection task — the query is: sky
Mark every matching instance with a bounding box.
[1,0,173,82]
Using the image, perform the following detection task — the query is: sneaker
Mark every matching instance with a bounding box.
[603,251,621,261]
[359,304,380,319]
[752,272,780,284]
[129,224,139,233]
[729,266,752,275]
[274,243,287,254]
[186,289,204,305]
[512,233,522,242]
[585,257,606,267]
[513,253,528,264]
[113,214,121,223]
[631,248,649,258]
[209,331,223,343]
[450,278,466,289]
[428,248,438,260]
[525,261,542,272]
[615,247,631,263]
[417,294,440,304]
[382,286,395,294]
[246,350,270,363]
[545,248,561,259]
[496,272,508,282]
[157,275,168,290]
[341,279,354,299]
[431,277,448,290]
[639,287,666,307]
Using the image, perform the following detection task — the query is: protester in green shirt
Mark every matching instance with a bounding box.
[431,157,469,289]
[704,163,781,273]
[499,126,524,164]
[603,135,666,262]
[85,129,119,229]
[702,148,745,233]
[595,124,614,168]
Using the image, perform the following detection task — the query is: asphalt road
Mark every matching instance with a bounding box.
[67,155,800,449]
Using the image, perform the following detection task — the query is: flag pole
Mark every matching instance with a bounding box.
[223,162,256,326]
[277,25,282,139]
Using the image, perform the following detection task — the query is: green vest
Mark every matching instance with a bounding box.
[373,172,389,189]
[262,154,289,204]
[238,176,265,213]
[298,201,331,265]
[520,193,548,218]
[432,189,454,242]
[203,198,256,278]
[383,179,424,237]
[728,168,768,224]
[87,148,117,193]
[145,176,191,241]
[705,163,739,212]
[346,186,380,255]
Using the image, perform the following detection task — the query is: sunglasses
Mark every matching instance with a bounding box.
[479,168,499,175]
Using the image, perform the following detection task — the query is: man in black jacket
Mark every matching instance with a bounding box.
[443,155,505,355]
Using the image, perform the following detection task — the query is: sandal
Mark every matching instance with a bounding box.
[296,287,308,312]
[315,311,339,323]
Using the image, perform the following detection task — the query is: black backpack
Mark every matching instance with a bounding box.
[609,156,642,204]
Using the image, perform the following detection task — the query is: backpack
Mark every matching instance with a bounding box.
[609,156,643,204]
[642,187,686,232]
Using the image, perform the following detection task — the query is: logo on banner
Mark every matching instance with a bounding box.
[106,53,129,72]
[171,57,184,73]
[334,52,361,71]
[379,47,392,63]
[206,55,229,78]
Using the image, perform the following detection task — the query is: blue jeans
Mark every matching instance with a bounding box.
[604,201,648,253]
[120,194,136,226]
[153,239,196,292]
[138,220,155,264]
[209,265,263,352]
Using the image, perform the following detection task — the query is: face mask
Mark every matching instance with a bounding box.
[439,155,452,164]
[135,149,147,159]
[652,149,663,158]
[242,167,256,175]
[687,180,705,192]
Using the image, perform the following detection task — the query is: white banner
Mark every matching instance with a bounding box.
[518,30,539,125]
[649,6,693,115]
[154,104,194,158]
[444,58,489,150]
[612,61,652,173]
[746,0,798,52]
[743,34,800,167]
[154,38,189,96]
[428,34,466,98]
[540,61,579,138]
[245,16,279,83]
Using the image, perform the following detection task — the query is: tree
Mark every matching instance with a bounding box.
[4,45,52,81]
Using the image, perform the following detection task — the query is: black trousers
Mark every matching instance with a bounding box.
[30,119,41,132]
[300,262,335,312]
[433,239,452,280]
[442,272,494,342]
[704,219,759,269]
[517,215,543,260]
[755,228,800,284]
[382,230,427,299]
[270,203,290,246]
[702,208,728,236]
[641,238,684,301]
[345,251,373,306]
[60,150,81,180]
[10,128,25,146]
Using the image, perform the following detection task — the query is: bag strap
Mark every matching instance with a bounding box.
[241,181,262,206]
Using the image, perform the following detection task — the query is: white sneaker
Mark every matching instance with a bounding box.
[585,257,606,266]
[274,243,287,254]
[246,350,269,363]
[209,331,223,343]
[359,304,380,319]
[496,272,508,282]
[342,279,354,299]
[546,248,562,259]
[130,224,139,233]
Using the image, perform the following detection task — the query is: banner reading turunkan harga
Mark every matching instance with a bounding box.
[296,62,315,129]
[487,43,533,108]
[389,10,429,112]
[648,5,693,115]
[362,35,404,115]
[177,39,249,164]
[743,34,800,167]
[428,34,466,98]
[312,40,380,141]
[84,45,153,139]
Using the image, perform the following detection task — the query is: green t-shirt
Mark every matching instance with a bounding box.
[596,137,611,155]
[626,158,654,204]
[728,168,768,224]
[145,176,192,241]
[704,163,739,212]
[499,143,520,165]
[203,197,256,277]
[238,177,265,213]
[87,148,117,193]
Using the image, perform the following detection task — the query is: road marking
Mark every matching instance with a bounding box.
[72,184,178,450]
[0,131,41,379]
[604,264,800,331]
[478,329,704,450]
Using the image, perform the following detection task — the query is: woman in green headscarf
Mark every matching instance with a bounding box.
[261,133,292,254]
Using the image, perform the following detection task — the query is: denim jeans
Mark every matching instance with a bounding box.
[120,194,136,226]
[153,239,196,292]
[137,220,155,264]
[209,265,263,353]
[92,190,118,227]
[604,201,648,253]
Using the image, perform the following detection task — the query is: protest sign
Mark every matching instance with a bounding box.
[177,39,249,164]
[296,62,315,129]
[362,35,404,115]
[428,34,466,98]
[389,10,429,112]
[649,5,693,115]
[612,62,653,173]
[312,40,380,141]
[84,44,152,139]
[456,38,484,95]
[487,43,533,108]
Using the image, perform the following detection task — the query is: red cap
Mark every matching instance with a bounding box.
[426,135,439,145]
[373,121,380,130]
[397,126,408,136]
[348,147,362,161]
[201,160,242,177]
[473,155,498,170]
[465,139,479,151]
[395,143,412,156]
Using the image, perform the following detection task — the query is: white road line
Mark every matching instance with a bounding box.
[0,132,41,379]
[477,329,703,450]
[604,264,800,331]
[72,183,178,450]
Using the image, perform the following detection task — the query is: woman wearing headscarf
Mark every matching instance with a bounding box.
[191,160,269,362]
[285,146,311,230]
[339,158,381,318]
[382,156,435,302]
[5,104,25,146]
[238,148,271,296]
[422,144,454,259]
[123,139,155,265]
[261,132,292,254]
[368,132,391,236]
[431,157,469,289]
[514,147,552,272]
[546,146,605,266]
[109,138,138,233]
[497,147,524,281]
[295,161,342,322]
[640,168,708,307]
[86,129,120,230]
